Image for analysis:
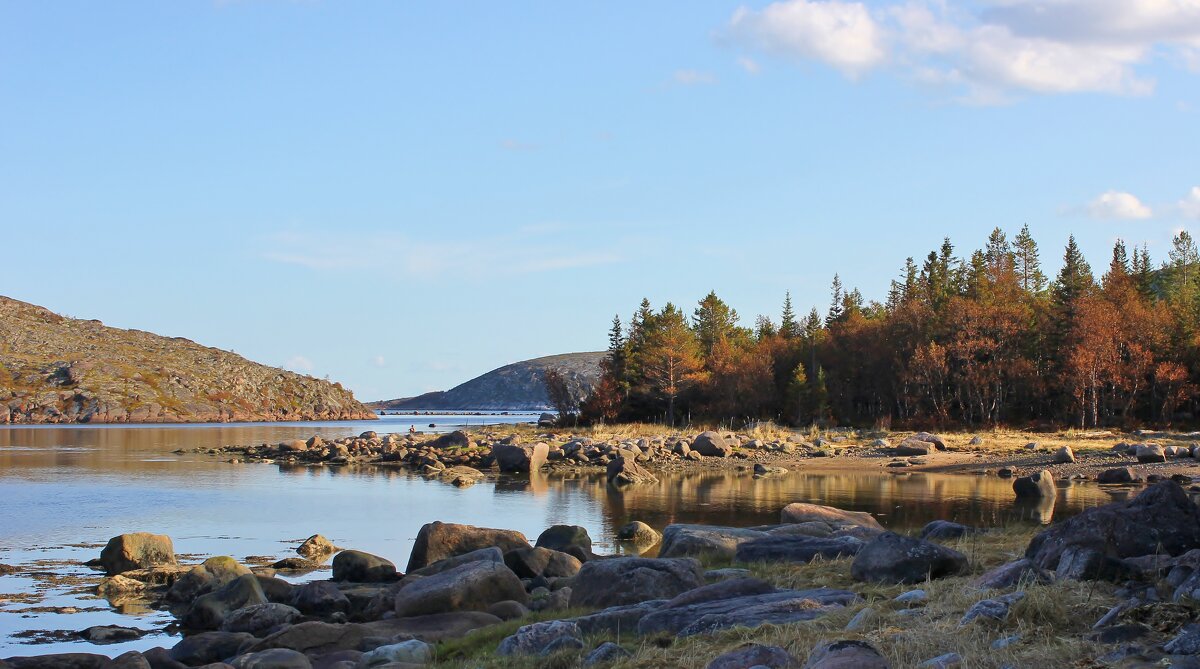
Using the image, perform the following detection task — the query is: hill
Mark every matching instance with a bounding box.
[0,296,376,424]
[372,352,605,411]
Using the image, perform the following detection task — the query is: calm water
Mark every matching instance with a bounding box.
[0,418,1125,657]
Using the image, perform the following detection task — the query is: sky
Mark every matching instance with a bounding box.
[1,1,1198,402]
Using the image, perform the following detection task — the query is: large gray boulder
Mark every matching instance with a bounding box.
[497,620,582,656]
[184,574,268,630]
[569,557,705,609]
[779,503,884,532]
[1026,481,1200,571]
[220,603,302,636]
[492,442,549,473]
[503,547,582,579]
[536,525,594,560]
[659,525,769,561]
[96,533,176,575]
[850,532,968,584]
[1012,470,1056,499]
[290,581,350,617]
[406,521,531,572]
[1136,444,1166,463]
[638,580,858,637]
[169,631,256,665]
[410,546,504,577]
[393,559,527,617]
[894,439,935,456]
[692,431,733,457]
[331,550,397,583]
[167,556,252,603]
[607,456,658,486]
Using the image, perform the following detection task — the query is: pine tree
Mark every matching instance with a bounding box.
[754,314,777,339]
[1053,235,1095,309]
[1013,224,1047,294]
[780,292,798,339]
[826,275,845,326]
[692,291,740,359]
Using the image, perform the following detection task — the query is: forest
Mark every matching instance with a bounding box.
[570,226,1200,429]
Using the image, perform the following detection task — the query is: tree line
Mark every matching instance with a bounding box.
[575,226,1200,429]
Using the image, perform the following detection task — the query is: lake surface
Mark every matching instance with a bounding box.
[0,417,1127,657]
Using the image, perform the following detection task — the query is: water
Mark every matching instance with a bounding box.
[0,418,1124,657]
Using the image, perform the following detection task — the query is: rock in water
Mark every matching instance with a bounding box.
[1098,467,1139,484]
[184,574,268,630]
[492,442,549,473]
[851,532,968,584]
[331,550,397,582]
[296,534,337,559]
[569,557,705,608]
[1025,481,1200,571]
[536,525,594,559]
[96,533,176,575]
[617,521,661,547]
[1012,470,1056,499]
[691,431,733,457]
[607,456,658,486]
[405,521,531,572]
[780,503,884,532]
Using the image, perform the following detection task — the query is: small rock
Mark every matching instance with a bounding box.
[706,643,796,669]
[893,589,927,604]
[918,653,961,668]
[359,639,433,666]
[497,620,582,656]
[583,642,631,666]
[296,534,338,559]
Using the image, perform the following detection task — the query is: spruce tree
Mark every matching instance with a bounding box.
[1013,224,1047,294]
[780,292,798,339]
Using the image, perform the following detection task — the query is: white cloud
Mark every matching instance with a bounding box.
[673,69,718,85]
[284,355,314,372]
[728,0,887,77]
[1087,190,1154,220]
[370,355,387,368]
[725,0,1200,101]
[1180,186,1200,218]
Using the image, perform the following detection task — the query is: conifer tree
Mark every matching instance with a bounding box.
[780,292,798,339]
[1013,224,1047,294]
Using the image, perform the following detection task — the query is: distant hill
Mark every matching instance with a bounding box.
[0,296,376,424]
[372,352,605,411]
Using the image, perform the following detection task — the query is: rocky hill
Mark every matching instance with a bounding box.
[373,352,605,411]
[0,296,376,424]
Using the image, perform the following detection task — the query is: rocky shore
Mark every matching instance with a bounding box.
[8,480,1200,667]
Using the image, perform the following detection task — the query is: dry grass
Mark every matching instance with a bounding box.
[429,527,1136,669]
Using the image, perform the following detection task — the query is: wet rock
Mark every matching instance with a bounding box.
[569,557,704,609]
[659,524,769,561]
[393,559,526,617]
[1098,467,1139,484]
[77,626,144,643]
[439,465,485,487]
[606,456,658,487]
[692,431,733,457]
[169,631,255,665]
[536,525,594,560]
[331,550,397,583]
[219,603,302,636]
[504,547,581,579]
[779,503,884,532]
[358,639,432,665]
[184,574,269,630]
[617,521,661,547]
[1013,470,1056,499]
[270,558,318,571]
[497,620,582,656]
[734,535,864,563]
[405,522,530,572]
[254,576,294,604]
[492,442,548,473]
[290,581,350,617]
[851,532,968,584]
[96,533,176,576]
[228,649,311,669]
[1025,481,1200,571]
[296,535,338,560]
[583,642,631,666]
[959,592,1024,625]
[753,463,788,477]
[1136,444,1166,464]
[802,639,889,669]
[919,521,977,541]
[706,643,796,669]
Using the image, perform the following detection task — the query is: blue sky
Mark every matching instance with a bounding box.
[2,1,1198,401]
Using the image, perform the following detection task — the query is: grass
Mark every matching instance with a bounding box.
[426,527,1136,669]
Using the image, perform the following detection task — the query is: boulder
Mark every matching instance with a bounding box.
[492,442,549,473]
[802,640,889,669]
[638,582,857,637]
[1136,444,1166,463]
[169,631,256,665]
[406,522,530,572]
[780,503,884,532]
[393,559,527,617]
[851,532,968,584]
[959,592,1024,625]
[358,639,433,666]
[290,581,350,617]
[331,550,397,583]
[973,558,1051,589]
[659,525,770,561]
[440,466,486,487]
[77,626,143,644]
[1051,446,1076,464]
[617,522,661,547]
[504,547,582,579]
[894,439,934,456]
[228,649,312,669]
[537,413,557,427]
[584,642,631,666]
[167,556,252,603]
[706,643,797,669]
[1025,481,1200,571]
[1012,470,1056,499]
[219,603,302,636]
[535,525,594,560]
[919,521,977,541]
[569,557,705,609]
[410,546,504,577]
[735,536,864,563]
[692,431,733,457]
[1098,467,1139,484]
[486,599,530,620]
[569,600,667,635]
[296,534,338,559]
[606,456,658,486]
[96,533,176,575]
[497,620,583,656]
[911,432,947,450]
[184,574,268,630]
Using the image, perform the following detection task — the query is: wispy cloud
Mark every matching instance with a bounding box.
[1180,186,1200,219]
[724,0,1200,103]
